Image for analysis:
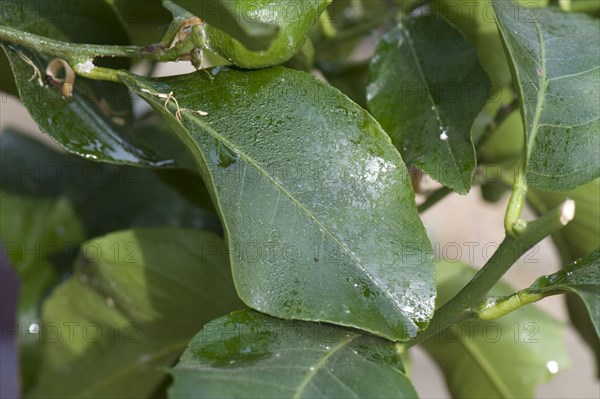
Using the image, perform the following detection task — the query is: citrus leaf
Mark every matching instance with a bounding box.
[492,0,600,191]
[423,261,570,398]
[28,228,243,398]
[121,66,436,341]
[0,130,220,391]
[367,14,490,194]
[169,310,418,399]
[527,178,600,374]
[526,249,600,337]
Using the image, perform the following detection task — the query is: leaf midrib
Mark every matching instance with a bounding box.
[179,109,408,315]
[292,334,358,399]
[122,74,430,331]
[524,24,548,167]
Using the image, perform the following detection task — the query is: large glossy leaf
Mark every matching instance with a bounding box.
[122,66,436,341]
[0,0,188,167]
[526,250,599,336]
[422,261,570,398]
[367,14,490,194]
[194,0,330,68]
[28,228,243,398]
[169,310,418,398]
[492,0,600,191]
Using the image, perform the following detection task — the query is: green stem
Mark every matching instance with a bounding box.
[411,199,574,346]
[475,290,545,320]
[70,59,122,83]
[0,25,143,59]
[0,24,200,64]
[418,186,452,213]
[0,23,208,83]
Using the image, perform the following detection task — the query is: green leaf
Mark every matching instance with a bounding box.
[526,250,600,337]
[0,0,175,166]
[0,130,219,390]
[367,14,491,194]
[121,66,436,342]
[0,191,84,391]
[1,46,169,166]
[28,228,242,398]
[527,179,600,374]
[492,0,600,191]
[422,261,570,398]
[567,293,600,377]
[194,0,330,69]
[1,133,86,390]
[169,310,418,399]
